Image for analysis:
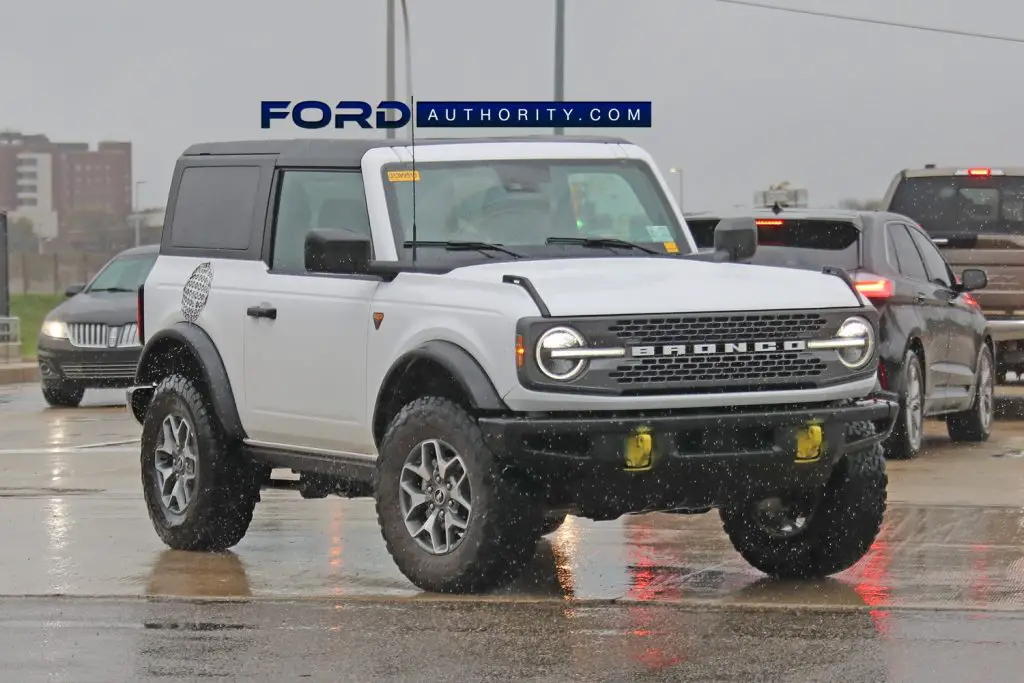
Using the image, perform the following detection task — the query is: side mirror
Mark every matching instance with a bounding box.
[712,217,758,262]
[959,268,988,292]
[65,284,85,297]
[304,229,372,275]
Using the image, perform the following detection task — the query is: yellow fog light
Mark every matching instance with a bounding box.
[625,427,654,470]
[795,424,824,462]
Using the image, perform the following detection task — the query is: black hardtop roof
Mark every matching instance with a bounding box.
[181,135,634,166]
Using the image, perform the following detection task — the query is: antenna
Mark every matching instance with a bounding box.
[410,95,418,266]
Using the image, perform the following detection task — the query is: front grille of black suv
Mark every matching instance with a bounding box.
[606,313,828,386]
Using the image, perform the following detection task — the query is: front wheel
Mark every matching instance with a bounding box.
[375,397,542,593]
[947,346,995,443]
[141,374,261,551]
[41,380,84,408]
[720,421,887,579]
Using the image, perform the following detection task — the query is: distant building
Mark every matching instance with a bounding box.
[754,183,808,209]
[0,131,132,242]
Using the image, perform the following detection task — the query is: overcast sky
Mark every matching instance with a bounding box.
[3,0,1022,212]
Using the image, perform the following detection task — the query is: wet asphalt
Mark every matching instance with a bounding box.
[2,384,1024,681]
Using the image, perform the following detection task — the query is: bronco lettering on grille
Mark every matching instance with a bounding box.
[629,340,809,357]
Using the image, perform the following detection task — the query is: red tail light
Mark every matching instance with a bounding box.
[967,167,991,176]
[853,274,895,300]
[137,284,145,345]
[755,219,784,226]
[877,359,889,390]
[962,292,981,309]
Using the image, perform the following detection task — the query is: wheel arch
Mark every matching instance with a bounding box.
[134,322,246,440]
[372,340,508,448]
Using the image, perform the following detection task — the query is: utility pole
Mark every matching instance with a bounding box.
[386,0,396,140]
[554,0,565,135]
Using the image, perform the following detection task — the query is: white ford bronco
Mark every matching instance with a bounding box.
[128,135,898,593]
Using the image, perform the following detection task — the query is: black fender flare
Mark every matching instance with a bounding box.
[136,322,246,440]
[373,340,508,424]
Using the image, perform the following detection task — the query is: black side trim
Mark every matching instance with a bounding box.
[135,322,246,440]
[244,444,375,486]
[821,265,864,306]
[375,340,507,415]
[502,274,551,316]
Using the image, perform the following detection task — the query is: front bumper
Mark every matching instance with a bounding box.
[478,397,897,513]
[37,343,140,389]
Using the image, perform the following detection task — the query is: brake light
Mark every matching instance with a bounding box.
[955,167,1004,176]
[853,274,895,299]
[137,284,145,345]
[967,167,991,176]
[755,219,784,226]
[962,292,982,309]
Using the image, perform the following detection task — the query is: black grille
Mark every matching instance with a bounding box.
[607,312,826,346]
[609,352,825,385]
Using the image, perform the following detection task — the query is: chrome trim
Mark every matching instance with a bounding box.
[549,347,626,359]
[242,439,377,461]
[807,338,867,350]
[68,322,142,349]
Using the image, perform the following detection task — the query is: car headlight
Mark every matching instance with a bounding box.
[535,326,587,380]
[41,320,68,339]
[834,316,874,369]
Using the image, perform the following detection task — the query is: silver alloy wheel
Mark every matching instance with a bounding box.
[979,352,995,432]
[754,497,812,539]
[399,439,473,555]
[905,359,923,452]
[154,414,199,515]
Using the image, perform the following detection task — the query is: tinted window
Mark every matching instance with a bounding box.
[889,223,929,281]
[271,170,370,272]
[86,253,157,293]
[381,160,687,255]
[748,220,861,271]
[908,227,952,286]
[170,166,261,250]
[889,175,1024,236]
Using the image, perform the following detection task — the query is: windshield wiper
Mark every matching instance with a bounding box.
[88,287,135,293]
[402,240,524,259]
[545,236,661,255]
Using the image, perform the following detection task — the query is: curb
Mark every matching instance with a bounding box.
[0,363,39,386]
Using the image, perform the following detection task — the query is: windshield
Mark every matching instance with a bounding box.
[85,253,157,293]
[687,218,860,270]
[381,159,689,257]
[889,176,1024,236]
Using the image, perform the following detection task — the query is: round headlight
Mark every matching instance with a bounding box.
[835,316,874,369]
[535,326,587,380]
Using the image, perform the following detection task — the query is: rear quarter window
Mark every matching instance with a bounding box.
[169,166,262,250]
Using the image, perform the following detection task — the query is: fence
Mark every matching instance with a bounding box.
[7,251,119,295]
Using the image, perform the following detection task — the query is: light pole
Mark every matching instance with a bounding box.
[386,0,414,140]
[554,0,565,135]
[133,180,146,247]
[669,167,683,211]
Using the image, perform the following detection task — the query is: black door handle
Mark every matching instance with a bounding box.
[247,305,277,320]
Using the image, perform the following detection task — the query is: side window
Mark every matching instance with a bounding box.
[170,166,261,250]
[907,227,952,287]
[888,223,929,282]
[271,170,370,273]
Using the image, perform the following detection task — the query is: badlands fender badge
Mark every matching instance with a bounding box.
[181,262,213,323]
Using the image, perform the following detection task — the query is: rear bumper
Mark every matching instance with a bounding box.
[478,398,898,512]
[988,319,1024,342]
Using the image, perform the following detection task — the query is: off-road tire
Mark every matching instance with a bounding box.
[883,350,923,460]
[539,512,568,536]
[375,397,542,593]
[947,346,995,443]
[141,374,261,551]
[41,380,84,408]
[720,420,887,579]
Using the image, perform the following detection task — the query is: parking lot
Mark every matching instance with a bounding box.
[0,383,1022,681]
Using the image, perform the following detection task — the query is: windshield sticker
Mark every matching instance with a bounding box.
[646,225,673,242]
[387,170,420,182]
[663,241,679,253]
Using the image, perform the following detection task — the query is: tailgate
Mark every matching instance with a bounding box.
[939,234,1024,314]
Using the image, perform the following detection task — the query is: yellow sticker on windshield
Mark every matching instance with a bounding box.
[663,241,679,253]
[387,170,420,182]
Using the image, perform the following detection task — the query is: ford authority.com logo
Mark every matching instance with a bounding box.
[260,100,652,130]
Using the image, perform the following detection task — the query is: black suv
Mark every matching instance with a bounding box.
[37,244,158,407]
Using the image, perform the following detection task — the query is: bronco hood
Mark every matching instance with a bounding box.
[445,257,864,316]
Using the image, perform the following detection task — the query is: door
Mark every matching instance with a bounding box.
[908,225,979,401]
[242,169,380,454]
[887,222,953,402]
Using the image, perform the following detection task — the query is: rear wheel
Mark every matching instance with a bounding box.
[41,380,84,408]
[883,350,923,460]
[141,374,261,551]
[947,346,995,443]
[720,421,887,578]
[375,397,541,593]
